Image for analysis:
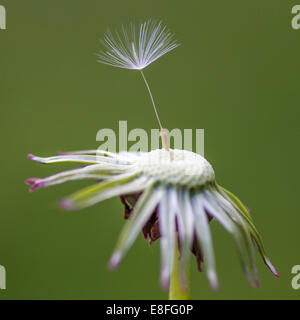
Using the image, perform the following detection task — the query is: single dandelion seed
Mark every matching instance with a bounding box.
[97,19,180,150]
[26,20,279,300]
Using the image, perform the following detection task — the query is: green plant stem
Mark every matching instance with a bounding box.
[169,235,190,300]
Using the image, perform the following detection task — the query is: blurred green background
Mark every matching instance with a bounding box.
[0,0,299,299]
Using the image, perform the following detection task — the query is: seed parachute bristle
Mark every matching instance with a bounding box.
[97,19,179,70]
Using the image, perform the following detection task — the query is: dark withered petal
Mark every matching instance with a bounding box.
[120,196,132,219]
[149,217,160,244]
[142,212,157,240]
[120,194,140,219]
[191,236,204,272]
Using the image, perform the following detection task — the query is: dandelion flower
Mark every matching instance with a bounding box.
[26,20,278,298]
[26,149,278,290]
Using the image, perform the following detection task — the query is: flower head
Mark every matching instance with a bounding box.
[26,149,278,290]
[25,19,278,293]
[97,19,179,70]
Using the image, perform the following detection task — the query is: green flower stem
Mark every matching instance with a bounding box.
[169,235,190,300]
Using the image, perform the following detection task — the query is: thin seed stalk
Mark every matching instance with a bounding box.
[139,70,169,151]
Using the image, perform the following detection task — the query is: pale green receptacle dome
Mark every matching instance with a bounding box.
[136,149,215,188]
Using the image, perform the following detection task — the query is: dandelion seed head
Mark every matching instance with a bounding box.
[26,148,279,289]
[97,19,179,70]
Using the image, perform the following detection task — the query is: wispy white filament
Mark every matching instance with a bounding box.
[140,69,163,129]
[97,19,179,70]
